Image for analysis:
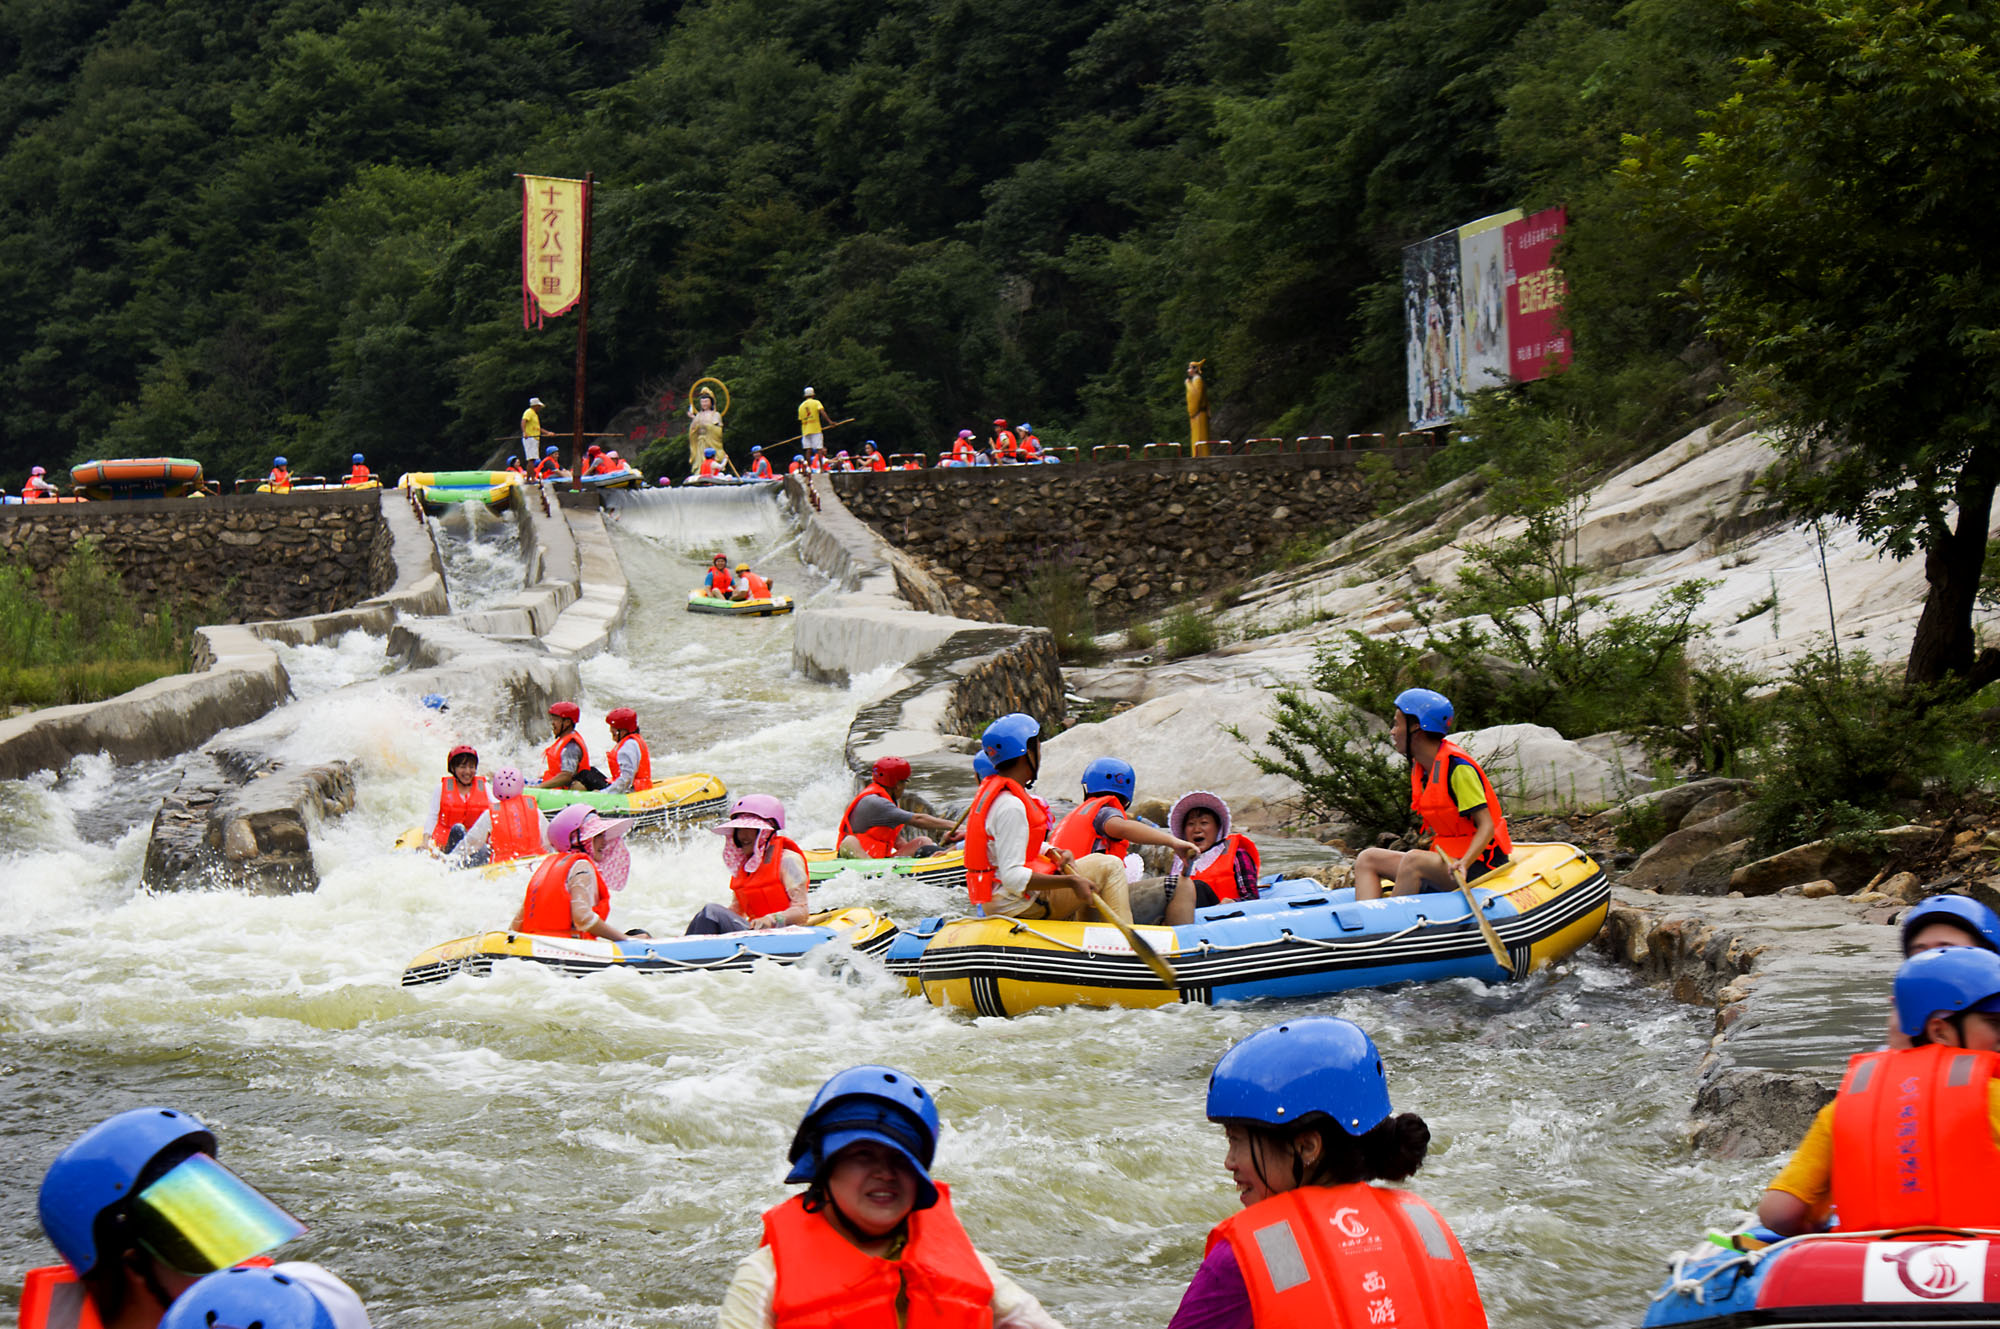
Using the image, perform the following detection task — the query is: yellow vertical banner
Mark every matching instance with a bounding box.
[520,174,587,328]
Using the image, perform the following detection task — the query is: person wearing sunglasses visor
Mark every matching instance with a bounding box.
[24,1106,369,1329]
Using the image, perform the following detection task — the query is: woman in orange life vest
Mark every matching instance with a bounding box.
[510,804,637,941]
[505,454,527,476]
[749,445,775,479]
[533,444,564,480]
[735,564,774,601]
[266,457,291,492]
[1351,687,1511,901]
[965,712,1133,922]
[447,765,548,867]
[1161,791,1262,927]
[949,430,978,466]
[24,465,59,497]
[698,448,728,479]
[719,1065,1067,1329]
[704,553,750,602]
[1757,945,2000,1237]
[25,1106,372,1329]
[1047,758,1196,901]
[345,454,371,485]
[426,744,493,852]
[1016,425,1042,462]
[990,419,1017,461]
[1170,1018,1487,1329]
[686,795,811,935]
[534,701,607,791]
[836,756,963,860]
[861,441,889,471]
[604,707,653,794]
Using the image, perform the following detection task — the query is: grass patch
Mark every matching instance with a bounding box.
[1006,560,1102,663]
[1162,604,1219,659]
[1124,620,1157,652]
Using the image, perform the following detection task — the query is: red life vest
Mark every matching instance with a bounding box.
[1830,1044,2000,1229]
[838,782,904,859]
[742,572,771,599]
[534,456,561,479]
[609,734,653,792]
[951,439,975,463]
[542,730,588,784]
[519,851,607,937]
[762,1185,994,1329]
[902,461,920,471]
[706,567,734,595]
[431,774,494,849]
[867,453,888,471]
[752,458,774,478]
[993,430,1017,457]
[267,467,291,490]
[507,462,527,475]
[788,460,806,474]
[20,1256,276,1329]
[964,776,1054,905]
[488,794,545,863]
[347,463,370,484]
[1210,1183,1487,1329]
[731,835,805,920]
[1190,833,1261,902]
[699,458,724,477]
[1050,793,1130,862]
[1411,740,1512,861]
[1020,435,1041,459]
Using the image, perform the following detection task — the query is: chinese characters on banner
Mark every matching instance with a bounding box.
[521,174,588,329]
[1403,205,1569,428]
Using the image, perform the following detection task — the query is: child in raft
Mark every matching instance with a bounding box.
[1170,1017,1488,1329]
[1352,687,1511,900]
[686,795,811,934]
[1161,790,1263,926]
[719,1065,1066,1329]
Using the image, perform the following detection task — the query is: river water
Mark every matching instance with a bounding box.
[1,488,1772,1327]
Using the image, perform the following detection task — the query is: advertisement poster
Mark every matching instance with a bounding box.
[1404,230,1463,430]
[1503,206,1570,382]
[1404,204,1570,426]
[1459,209,1520,394]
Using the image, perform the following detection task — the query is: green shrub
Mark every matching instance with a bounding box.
[1232,689,1410,841]
[1124,620,1157,652]
[1006,561,1101,662]
[1163,605,1218,659]
[1639,658,1761,777]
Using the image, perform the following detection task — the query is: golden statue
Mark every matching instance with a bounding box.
[1186,359,1211,456]
[686,376,730,468]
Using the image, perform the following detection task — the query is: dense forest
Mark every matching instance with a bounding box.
[0,0,1935,484]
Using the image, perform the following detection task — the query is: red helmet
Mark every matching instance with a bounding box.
[446,744,478,771]
[549,701,581,723]
[712,552,728,565]
[992,418,1008,427]
[606,706,638,733]
[873,756,912,787]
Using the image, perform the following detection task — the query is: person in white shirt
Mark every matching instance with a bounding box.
[963,712,1133,922]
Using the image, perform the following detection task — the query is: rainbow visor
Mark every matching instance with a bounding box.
[129,1153,306,1275]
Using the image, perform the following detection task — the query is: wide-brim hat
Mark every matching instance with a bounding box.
[1169,790,1232,841]
[710,812,779,836]
[574,811,632,844]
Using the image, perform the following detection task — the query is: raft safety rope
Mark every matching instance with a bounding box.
[1653,1226,2000,1304]
[996,916,1434,957]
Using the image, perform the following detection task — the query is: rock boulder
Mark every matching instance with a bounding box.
[1453,723,1653,812]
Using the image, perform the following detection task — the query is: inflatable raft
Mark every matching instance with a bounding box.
[529,771,728,830]
[400,471,517,509]
[806,847,967,891]
[887,840,1609,1016]
[400,906,900,986]
[1643,1229,2000,1329]
[71,458,204,500]
[577,467,641,490]
[687,590,794,616]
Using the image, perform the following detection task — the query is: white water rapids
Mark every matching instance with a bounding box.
[1,488,1770,1326]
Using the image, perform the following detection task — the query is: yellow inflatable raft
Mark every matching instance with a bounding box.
[805,846,967,891]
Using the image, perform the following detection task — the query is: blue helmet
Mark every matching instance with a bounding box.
[1018,423,1031,432]
[866,440,878,450]
[973,752,994,781]
[160,1267,337,1329]
[544,445,559,455]
[420,693,449,712]
[704,448,716,458]
[1081,757,1135,802]
[980,713,1041,765]
[273,456,287,466]
[1902,895,2000,955]
[751,445,763,454]
[1393,687,1454,735]
[350,454,364,464]
[1894,946,2000,1036]
[1207,1018,1393,1137]
[39,1108,215,1275]
[785,1065,941,1209]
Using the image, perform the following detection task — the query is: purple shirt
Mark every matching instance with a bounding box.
[1168,1239,1253,1329]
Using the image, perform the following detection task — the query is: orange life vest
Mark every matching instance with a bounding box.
[1830,1044,2000,1229]
[838,782,904,859]
[534,455,561,479]
[699,458,724,477]
[1411,739,1512,861]
[705,567,734,595]
[1190,833,1261,902]
[789,459,806,474]
[542,730,588,784]
[347,463,370,484]
[867,453,887,471]
[1210,1183,1487,1329]
[432,774,494,849]
[762,1185,994,1329]
[964,775,1054,905]
[1019,434,1041,458]
[742,572,771,599]
[730,835,805,920]
[752,458,774,478]
[519,851,607,937]
[609,733,653,792]
[1050,793,1129,862]
[993,430,1017,457]
[951,439,975,462]
[507,462,527,475]
[267,467,291,491]
[488,794,545,862]
[20,1256,276,1329]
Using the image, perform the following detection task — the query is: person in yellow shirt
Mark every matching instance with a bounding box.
[1757,945,2000,1236]
[797,387,832,465]
[521,396,545,453]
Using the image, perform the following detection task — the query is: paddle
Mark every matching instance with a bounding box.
[1449,862,1514,975]
[1046,846,1178,987]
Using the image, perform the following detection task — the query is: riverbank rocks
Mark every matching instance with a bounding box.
[143,750,356,894]
[1623,804,1756,895]
[1727,824,1941,895]
[825,451,1431,623]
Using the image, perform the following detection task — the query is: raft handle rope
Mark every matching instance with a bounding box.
[1654,1225,2000,1304]
[995,916,1431,957]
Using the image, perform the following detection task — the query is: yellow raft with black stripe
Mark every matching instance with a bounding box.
[884,841,1608,1017]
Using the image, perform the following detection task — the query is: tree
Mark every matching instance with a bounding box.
[1621,0,2000,685]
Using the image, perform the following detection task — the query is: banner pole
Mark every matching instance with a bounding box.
[573,171,594,479]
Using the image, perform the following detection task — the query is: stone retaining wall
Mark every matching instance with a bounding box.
[825,451,1434,621]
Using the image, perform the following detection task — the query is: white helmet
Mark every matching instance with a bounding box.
[802,387,814,396]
